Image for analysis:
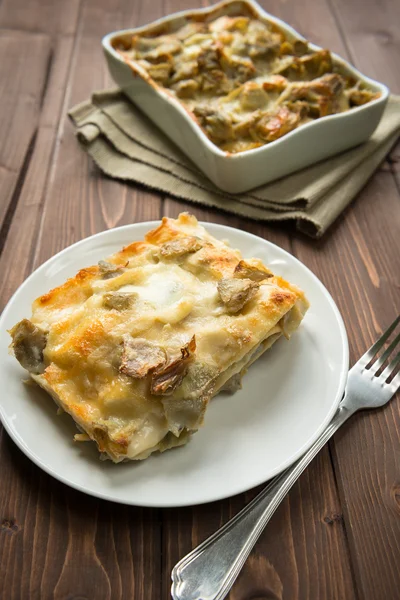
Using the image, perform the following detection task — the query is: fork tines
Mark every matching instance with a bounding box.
[362,315,400,385]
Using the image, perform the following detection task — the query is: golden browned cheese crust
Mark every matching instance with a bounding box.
[9,213,309,462]
[117,2,380,153]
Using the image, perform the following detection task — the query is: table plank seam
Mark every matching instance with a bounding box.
[389,162,400,198]
[39,46,55,111]
[0,27,50,40]
[28,0,86,273]
[327,440,361,600]
[0,130,38,258]
[327,0,400,197]
[325,0,354,63]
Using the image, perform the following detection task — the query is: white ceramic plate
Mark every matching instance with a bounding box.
[0,222,348,507]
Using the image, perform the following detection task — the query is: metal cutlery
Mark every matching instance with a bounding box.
[171,315,400,600]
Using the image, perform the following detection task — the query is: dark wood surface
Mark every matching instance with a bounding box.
[0,0,399,598]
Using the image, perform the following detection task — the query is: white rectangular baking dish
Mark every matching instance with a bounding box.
[102,0,389,194]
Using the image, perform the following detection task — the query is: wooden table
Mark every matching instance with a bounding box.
[1,0,399,598]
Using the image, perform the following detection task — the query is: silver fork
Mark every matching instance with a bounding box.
[171,315,400,600]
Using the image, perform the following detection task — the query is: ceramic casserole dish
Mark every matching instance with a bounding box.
[102,0,389,194]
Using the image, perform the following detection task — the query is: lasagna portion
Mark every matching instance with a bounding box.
[117,2,380,153]
[9,214,309,462]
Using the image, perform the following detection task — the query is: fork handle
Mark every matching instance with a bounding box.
[171,403,353,600]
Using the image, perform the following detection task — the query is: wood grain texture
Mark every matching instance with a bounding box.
[286,0,400,597]
[0,0,81,35]
[0,432,161,600]
[0,35,75,309]
[32,0,164,268]
[0,30,51,232]
[329,0,400,92]
[162,448,355,600]
[0,0,399,599]
[293,171,400,600]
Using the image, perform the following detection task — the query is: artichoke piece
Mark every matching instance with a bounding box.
[218,47,255,83]
[9,319,48,374]
[147,62,173,84]
[172,79,199,98]
[119,336,166,379]
[195,46,231,94]
[151,336,196,396]
[276,50,333,80]
[262,75,288,93]
[197,45,220,72]
[131,35,160,53]
[200,69,232,94]
[234,259,273,281]
[98,260,125,280]
[158,429,192,453]
[217,278,259,314]
[280,39,309,56]
[175,22,207,41]
[209,16,249,33]
[284,100,316,119]
[145,39,181,60]
[348,88,380,106]
[283,74,348,117]
[311,73,345,96]
[239,82,269,110]
[193,106,234,143]
[254,106,300,142]
[244,20,281,60]
[232,111,262,139]
[300,49,333,78]
[170,61,198,84]
[103,292,137,311]
[294,40,309,55]
[132,34,180,57]
[160,236,202,258]
[247,33,281,59]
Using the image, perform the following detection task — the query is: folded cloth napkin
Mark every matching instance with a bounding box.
[69,90,400,237]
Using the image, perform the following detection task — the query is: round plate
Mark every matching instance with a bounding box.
[0,222,348,507]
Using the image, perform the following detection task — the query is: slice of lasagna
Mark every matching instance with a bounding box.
[9,214,309,462]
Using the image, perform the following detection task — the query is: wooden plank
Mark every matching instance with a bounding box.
[0,0,81,35]
[0,35,75,310]
[293,170,400,600]
[289,0,400,597]
[163,449,355,600]
[0,433,161,600]
[259,0,346,54]
[389,140,400,191]
[0,33,78,600]
[32,0,164,268]
[0,30,51,235]
[330,0,400,92]
[0,2,164,600]
[0,0,397,599]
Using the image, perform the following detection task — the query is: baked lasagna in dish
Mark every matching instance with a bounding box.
[116,1,380,154]
[9,214,309,462]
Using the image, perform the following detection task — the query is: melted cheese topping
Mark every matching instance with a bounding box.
[14,213,309,462]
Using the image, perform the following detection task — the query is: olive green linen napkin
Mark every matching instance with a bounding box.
[68,90,400,237]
